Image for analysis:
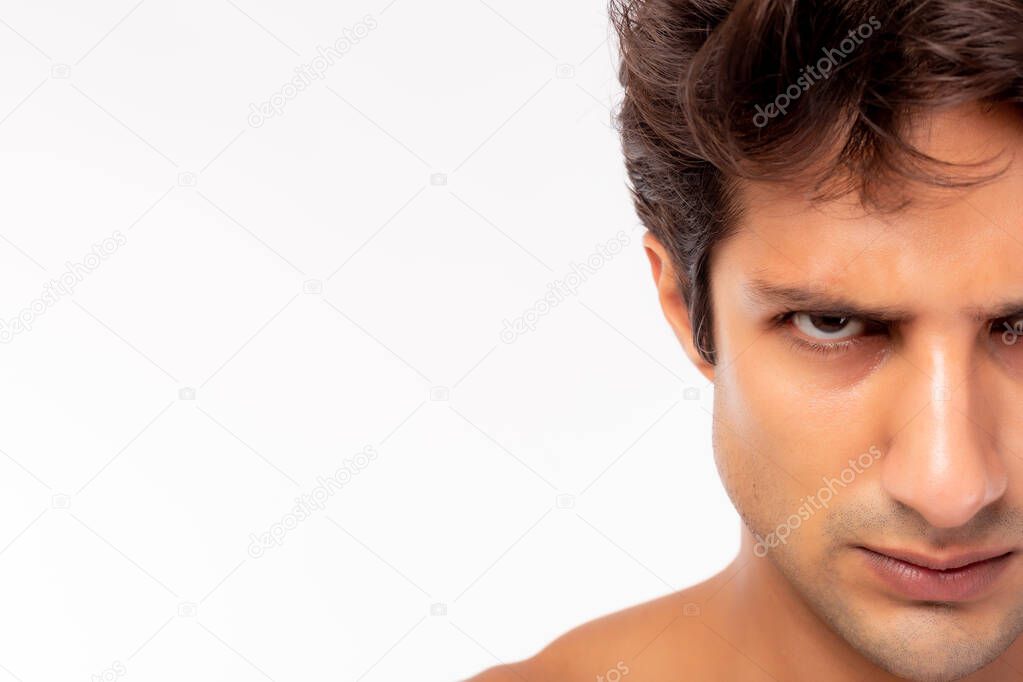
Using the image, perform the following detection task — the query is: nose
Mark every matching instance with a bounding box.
[880,335,1008,528]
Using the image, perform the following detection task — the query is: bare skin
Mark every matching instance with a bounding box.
[469,102,1023,681]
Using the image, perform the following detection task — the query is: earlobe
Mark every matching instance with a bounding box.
[642,232,715,382]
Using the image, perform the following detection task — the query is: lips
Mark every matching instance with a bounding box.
[857,545,1015,602]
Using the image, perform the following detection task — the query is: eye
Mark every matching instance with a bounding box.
[776,311,889,358]
[994,316,1023,345]
[791,312,866,341]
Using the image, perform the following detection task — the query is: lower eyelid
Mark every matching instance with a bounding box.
[785,331,866,357]
[790,322,1021,358]
[787,335,849,356]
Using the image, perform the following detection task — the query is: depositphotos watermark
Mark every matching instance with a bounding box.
[753,444,883,557]
[90,660,126,682]
[1001,320,1023,345]
[753,16,880,128]
[248,15,378,127]
[596,661,630,682]
[247,445,377,557]
[0,229,127,343]
[499,230,631,343]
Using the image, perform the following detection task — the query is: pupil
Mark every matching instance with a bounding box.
[811,314,848,333]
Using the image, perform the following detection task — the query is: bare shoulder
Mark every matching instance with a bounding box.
[466,566,740,681]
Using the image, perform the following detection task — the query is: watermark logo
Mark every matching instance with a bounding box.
[596,661,630,682]
[753,445,883,557]
[1001,320,1023,345]
[248,15,378,127]
[247,445,378,557]
[753,16,881,128]
[90,660,126,682]
[500,230,631,343]
[0,229,127,344]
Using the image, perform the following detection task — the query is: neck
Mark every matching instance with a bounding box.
[714,529,910,680]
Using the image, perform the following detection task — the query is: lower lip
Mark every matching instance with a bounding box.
[858,548,1014,602]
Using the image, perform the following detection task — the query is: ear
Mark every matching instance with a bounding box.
[643,231,715,383]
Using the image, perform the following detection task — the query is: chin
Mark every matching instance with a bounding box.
[854,647,996,682]
[818,600,1021,682]
[778,554,1023,682]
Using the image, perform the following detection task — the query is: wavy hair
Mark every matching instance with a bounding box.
[611,0,1023,363]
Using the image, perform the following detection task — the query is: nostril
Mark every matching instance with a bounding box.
[880,456,1006,529]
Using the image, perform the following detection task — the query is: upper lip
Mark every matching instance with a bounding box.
[858,545,1015,571]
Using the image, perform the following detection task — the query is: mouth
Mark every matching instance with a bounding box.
[856,545,1015,603]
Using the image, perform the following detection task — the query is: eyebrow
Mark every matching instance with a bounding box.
[746,277,1023,323]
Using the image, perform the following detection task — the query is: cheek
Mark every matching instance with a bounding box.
[711,349,876,549]
[710,369,797,543]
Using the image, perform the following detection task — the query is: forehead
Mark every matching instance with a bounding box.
[715,105,1023,318]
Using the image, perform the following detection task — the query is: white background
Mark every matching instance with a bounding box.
[0,0,739,679]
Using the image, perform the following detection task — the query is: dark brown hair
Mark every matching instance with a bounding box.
[611,0,1023,364]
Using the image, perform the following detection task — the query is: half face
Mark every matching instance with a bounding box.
[705,103,1023,680]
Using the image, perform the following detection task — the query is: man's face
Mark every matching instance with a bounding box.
[706,104,1023,680]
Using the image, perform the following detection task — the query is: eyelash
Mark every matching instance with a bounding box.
[776,313,1023,358]
[775,311,877,358]
[785,333,862,357]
